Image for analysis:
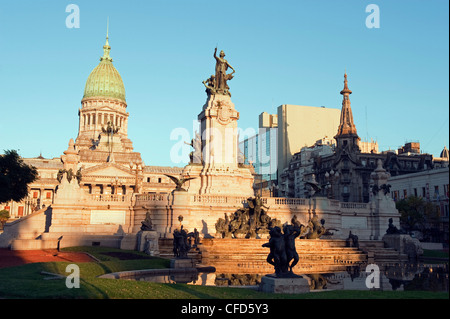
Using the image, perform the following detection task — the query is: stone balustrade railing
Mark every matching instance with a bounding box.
[135,193,169,203]
[340,202,368,210]
[133,193,372,212]
[191,195,247,205]
[89,194,132,202]
[266,197,307,206]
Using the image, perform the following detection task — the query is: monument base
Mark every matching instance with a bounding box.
[382,234,423,259]
[259,275,310,294]
[170,258,196,269]
[137,230,160,256]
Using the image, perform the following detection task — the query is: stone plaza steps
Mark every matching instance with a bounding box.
[196,238,368,274]
[158,238,203,262]
[158,237,414,274]
[359,240,409,262]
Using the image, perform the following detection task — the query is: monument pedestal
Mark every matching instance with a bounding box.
[382,234,423,259]
[136,230,160,256]
[259,275,310,294]
[181,92,254,197]
[170,258,196,269]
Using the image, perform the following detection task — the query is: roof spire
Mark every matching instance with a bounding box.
[101,18,112,62]
[340,71,352,95]
[335,72,358,138]
[106,17,109,45]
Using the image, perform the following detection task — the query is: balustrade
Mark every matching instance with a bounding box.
[89,194,131,202]
[340,202,367,209]
[135,193,168,202]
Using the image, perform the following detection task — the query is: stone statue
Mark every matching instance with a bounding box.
[305,215,326,239]
[164,174,197,191]
[173,225,194,258]
[372,183,391,196]
[305,215,337,239]
[192,228,200,247]
[371,184,379,195]
[380,184,391,195]
[140,211,153,231]
[202,75,216,95]
[386,218,401,234]
[185,132,202,164]
[345,231,359,248]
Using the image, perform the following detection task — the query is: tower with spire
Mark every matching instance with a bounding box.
[334,73,360,152]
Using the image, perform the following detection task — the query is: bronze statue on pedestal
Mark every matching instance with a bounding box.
[203,47,235,96]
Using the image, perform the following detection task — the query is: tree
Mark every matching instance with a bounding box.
[0,209,10,229]
[0,150,38,204]
[396,196,437,234]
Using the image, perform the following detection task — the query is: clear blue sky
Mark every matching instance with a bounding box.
[0,0,448,167]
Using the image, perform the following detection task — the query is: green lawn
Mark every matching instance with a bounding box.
[0,246,448,299]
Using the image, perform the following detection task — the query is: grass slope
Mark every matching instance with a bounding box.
[0,247,448,299]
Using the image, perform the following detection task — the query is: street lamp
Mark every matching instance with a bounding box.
[325,169,339,199]
[111,176,123,195]
[129,160,143,193]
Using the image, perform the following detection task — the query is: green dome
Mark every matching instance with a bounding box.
[83,37,126,102]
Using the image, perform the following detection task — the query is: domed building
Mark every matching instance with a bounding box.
[75,32,135,160]
[1,32,182,227]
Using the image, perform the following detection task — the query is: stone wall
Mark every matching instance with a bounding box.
[1,187,400,250]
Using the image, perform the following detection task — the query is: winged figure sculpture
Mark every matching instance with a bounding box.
[164,174,197,191]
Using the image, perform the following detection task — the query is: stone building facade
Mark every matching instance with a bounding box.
[279,74,436,203]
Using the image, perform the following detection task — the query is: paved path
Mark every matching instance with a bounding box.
[0,249,95,269]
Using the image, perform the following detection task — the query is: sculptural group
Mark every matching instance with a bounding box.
[262,221,302,277]
[215,196,281,238]
[261,214,337,277]
[173,226,194,258]
[172,225,200,259]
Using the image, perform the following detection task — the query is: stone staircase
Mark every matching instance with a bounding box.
[158,238,203,263]
[359,240,409,263]
[159,238,368,274]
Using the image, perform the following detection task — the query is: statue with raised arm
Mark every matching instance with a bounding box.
[211,47,235,96]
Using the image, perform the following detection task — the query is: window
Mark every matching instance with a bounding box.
[158,178,162,183]
[46,192,51,199]
[403,189,407,198]
[422,187,426,197]
[414,188,418,197]
[393,191,399,201]
[33,192,38,199]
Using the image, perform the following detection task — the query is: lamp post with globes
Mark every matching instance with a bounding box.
[325,169,339,199]
[129,160,143,194]
[111,176,123,196]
